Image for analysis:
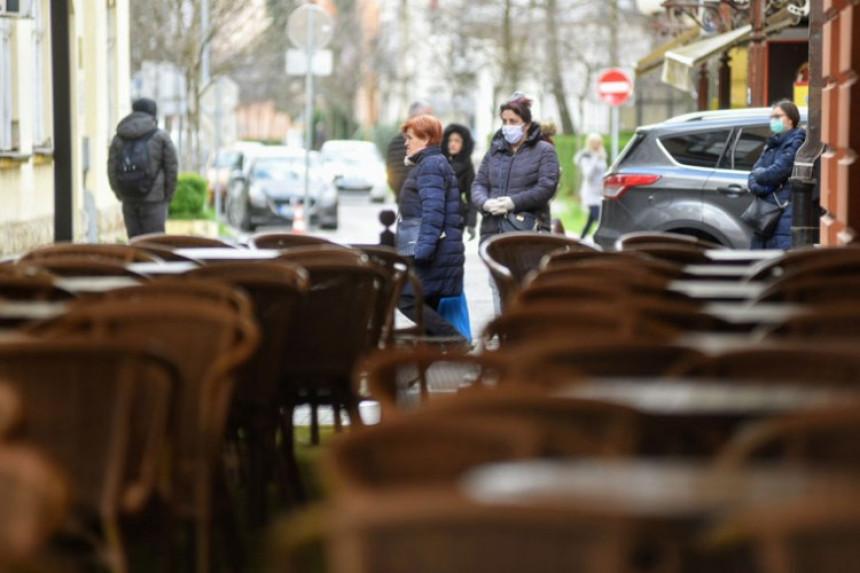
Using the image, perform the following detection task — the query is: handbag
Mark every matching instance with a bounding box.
[740,192,786,236]
[395,217,421,256]
[437,292,472,341]
[498,211,540,233]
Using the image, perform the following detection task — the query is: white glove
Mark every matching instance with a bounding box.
[482,199,500,214]
[498,197,515,213]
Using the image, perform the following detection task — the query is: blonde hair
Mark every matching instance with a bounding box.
[586,133,604,148]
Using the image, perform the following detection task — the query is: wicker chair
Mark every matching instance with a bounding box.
[0,340,178,572]
[745,244,860,281]
[616,231,724,251]
[248,231,335,249]
[0,383,22,439]
[25,257,147,278]
[0,275,76,301]
[618,242,712,265]
[19,243,159,264]
[479,232,598,310]
[185,261,309,522]
[31,301,259,573]
[129,233,235,248]
[756,274,860,304]
[0,445,69,568]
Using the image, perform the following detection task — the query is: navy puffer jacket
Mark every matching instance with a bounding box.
[748,127,806,247]
[398,146,465,299]
[471,123,559,239]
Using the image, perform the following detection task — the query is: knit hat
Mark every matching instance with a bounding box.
[132,98,158,117]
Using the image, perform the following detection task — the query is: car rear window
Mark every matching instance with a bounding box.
[725,125,770,171]
[659,129,732,168]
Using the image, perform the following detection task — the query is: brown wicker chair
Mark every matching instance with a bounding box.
[715,405,860,468]
[25,257,147,278]
[619,242,712,264]
[756,274,860,304]
[129,233,235,248]
[745,244,860,282]
[0,275,76,301]
[19,243,159,264]
[249,231,335,249]
[358,347,510,420]
[541,249,686,279]
[479,232,598,310]
[274,244,365,265]
[126,241,205,263]
[185,261,309,522]
[766,303,860,341]
[31,301,259,573]
[92,277,254,317]
[0,383,22,439]
[0,340,178,572]
[0,445,70,568]
[616,231,724,250]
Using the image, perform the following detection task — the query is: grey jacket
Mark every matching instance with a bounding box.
[471,123,559,238]
[107,111,178,203]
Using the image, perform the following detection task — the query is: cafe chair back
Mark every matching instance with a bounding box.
[0,383,22,439]
[19,243,159,264]
[616,231,723,251]
[0,275,76,301]
[249,231,334,249]
[130,233,235,249]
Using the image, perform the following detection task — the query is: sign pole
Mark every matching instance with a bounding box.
[611,106,619,162]
[303,15,314,219]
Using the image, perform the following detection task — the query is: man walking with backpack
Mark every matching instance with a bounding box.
[108,98,178,238]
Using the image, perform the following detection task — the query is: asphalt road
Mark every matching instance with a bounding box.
[236,191,496,341]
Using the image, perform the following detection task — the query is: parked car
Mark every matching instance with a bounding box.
[319,139,389,202]
[593,107,808,250]
[204,141,264,208]
[225,147,338,231]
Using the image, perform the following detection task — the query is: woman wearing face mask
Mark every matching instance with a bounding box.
[472,95,559,234]
[395,114,467,344]
[747,99,806,249]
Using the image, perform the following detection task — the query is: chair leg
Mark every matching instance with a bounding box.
[278,406,307,506]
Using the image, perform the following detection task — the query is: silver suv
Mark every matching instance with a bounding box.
[593,108,808,250]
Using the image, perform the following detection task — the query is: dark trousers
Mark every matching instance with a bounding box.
[122,201,168,238]
[580,205,600,238]
[398,293,465,340]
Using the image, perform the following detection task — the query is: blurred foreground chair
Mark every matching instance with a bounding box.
[129,233,235,249]
[746,244,860,281]
[715,405,860,468]
[0,340,177,572]
[756,274,860,304]
[0,275,75,301]
[29,301,259,573]
[479,232,598,310]
[93,277,254,316]
[24,257,147,279]
[19,243,159,264]
[766,303,860,341]
[668,345,860,386]
[616,231,723,251]
[618,242,711,265]
[0,382,22,439]
[0,445,70,569]
[266,492,634,573]
[186,262,309,523]
[705,496,860,573]
[249,231,335,249]
[358,348,509,420]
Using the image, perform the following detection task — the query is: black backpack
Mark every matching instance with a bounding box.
[116,129,158,197]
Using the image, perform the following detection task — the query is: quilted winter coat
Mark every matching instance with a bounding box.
[398,146,465,299]
[471,123,560,240]
[748,127,806,249]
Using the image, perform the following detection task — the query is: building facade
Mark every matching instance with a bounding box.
[0,0,129,256]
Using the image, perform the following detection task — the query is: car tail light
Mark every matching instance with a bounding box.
[602,174,661,199]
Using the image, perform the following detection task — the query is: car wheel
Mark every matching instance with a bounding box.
[227,194,253,232]
[320,220,339,230]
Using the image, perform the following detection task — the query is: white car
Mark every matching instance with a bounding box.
[319,140,390,202]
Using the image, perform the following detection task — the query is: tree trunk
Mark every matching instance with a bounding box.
[545,0,575,135]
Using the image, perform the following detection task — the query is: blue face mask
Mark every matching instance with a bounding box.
[770,119,785,134]
[501,124,524,144]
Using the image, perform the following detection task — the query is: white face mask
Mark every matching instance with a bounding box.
[501,124,524,144]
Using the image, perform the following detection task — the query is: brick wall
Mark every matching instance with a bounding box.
[820,0,860,245]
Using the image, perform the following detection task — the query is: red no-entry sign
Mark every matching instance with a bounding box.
[597,68,633,106]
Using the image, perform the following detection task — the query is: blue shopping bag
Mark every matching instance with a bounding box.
[437,292,472,341]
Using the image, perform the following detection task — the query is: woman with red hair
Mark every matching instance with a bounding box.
[395,114,467,343]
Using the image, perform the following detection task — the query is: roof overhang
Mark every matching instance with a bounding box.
[635,27,701,76]
[662,24,752,92]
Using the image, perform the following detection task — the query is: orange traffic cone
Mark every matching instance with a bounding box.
[293,202,307,234]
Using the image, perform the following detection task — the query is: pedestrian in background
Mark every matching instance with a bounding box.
[747,99,806,249]
[471,94,559,313]
[395,115,466,344]
[574,132,607,239]
[107,98,178,238]
[386,100,433,205]
[442,123,477,241]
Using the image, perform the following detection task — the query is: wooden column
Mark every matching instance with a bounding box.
[747,0,767,106]
[718,52,731,109]
[697,63,709,111]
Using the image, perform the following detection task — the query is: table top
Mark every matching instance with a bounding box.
[702,302,806,327]
[683,264,756,280]
[53,276,142,293]
[0,300,69,322]
[173,247,280,261]
[461,459,860,519]
[556,378,860,417]
[704,249,783,263]
[126,261,200,275]
[668,280,767,301]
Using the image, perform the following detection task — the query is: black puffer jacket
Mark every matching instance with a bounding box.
[398,146,464,299]
[442,124,477,230]
[471,123,559,239]
[107,111,178,203]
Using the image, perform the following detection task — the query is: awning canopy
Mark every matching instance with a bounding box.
[635,27,701,76]
[661,24,752,92]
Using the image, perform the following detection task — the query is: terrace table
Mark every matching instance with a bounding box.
[126,261,200,276]
[0,300,69,327]
[557,378,860,456]
[461,459,860,573]
[701,301,806,330]
[668,280,768,302]
[173,248,280,263]
[704,249,783,264]
[53,276,142,294]
[682,264,757,281]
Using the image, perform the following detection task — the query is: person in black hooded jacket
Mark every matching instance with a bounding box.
[442,124,478,241]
